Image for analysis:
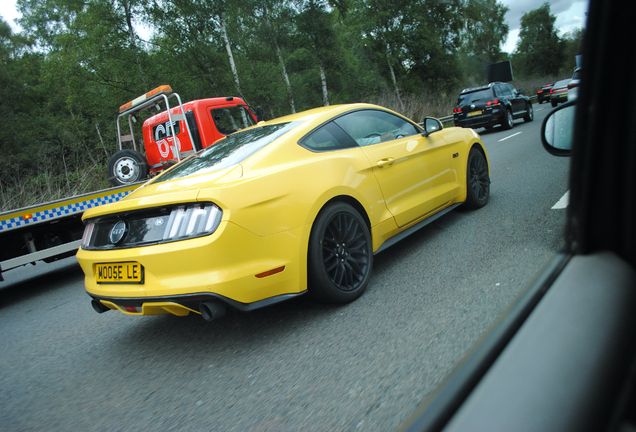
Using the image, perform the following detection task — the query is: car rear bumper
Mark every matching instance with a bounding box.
[455,112,503,128]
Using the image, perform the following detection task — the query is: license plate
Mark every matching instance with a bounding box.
[468,110,482,117]
[96,262,144,284]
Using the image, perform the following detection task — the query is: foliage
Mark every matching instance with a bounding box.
[511,2,563,77]
[0,0,582,209]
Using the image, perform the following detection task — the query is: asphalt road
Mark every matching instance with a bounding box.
[0,104,569,432]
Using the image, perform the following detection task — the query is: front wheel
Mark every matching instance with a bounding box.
[307,202,373,304]
[502,109,514,130]
[464,148,490,210]
[107,149,149,186]
[523,104,534,122]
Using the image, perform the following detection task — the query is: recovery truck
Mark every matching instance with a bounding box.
[107,85,262,186]
[1,86,263,280]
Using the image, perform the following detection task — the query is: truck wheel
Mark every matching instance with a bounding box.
[107,149,148,186]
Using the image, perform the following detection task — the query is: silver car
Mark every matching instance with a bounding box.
[568,67,582,101]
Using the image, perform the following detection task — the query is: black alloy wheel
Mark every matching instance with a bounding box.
[464,148,490,209]
[308,202,373,304]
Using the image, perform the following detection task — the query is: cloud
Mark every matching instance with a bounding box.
[499,0,588,31]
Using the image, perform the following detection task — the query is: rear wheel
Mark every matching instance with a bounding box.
[307,202,373,304]
[551,100,558,107]
[464,148,490,210]
[502,109,514,130]
[107,149,148,186]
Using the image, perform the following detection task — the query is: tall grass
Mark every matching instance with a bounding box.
[0,162,110,213]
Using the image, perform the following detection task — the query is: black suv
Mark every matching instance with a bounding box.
[454,82,534,130]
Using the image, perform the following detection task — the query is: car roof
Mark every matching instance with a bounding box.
[460,82,508,94]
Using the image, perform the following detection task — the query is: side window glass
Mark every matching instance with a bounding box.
[500,85,513,97]
[211,106,256,136]
[300,121,358,151]
[494,86,504,97]
[333,110,419,147]
[507,84,517,95]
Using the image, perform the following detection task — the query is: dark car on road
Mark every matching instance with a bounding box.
[550,78,571,107]
[537,83,554,103]
[453,82,534,131]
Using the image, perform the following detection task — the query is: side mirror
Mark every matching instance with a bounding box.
[256,106,265,122]
[422,117,443,137]
[540,100,576,156]
[518,88,525,95]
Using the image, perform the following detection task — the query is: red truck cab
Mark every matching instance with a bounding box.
[108,86,262,186]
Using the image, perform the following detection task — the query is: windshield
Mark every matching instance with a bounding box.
[151,122,298,183]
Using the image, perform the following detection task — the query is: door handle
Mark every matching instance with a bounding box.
[377,157,395,167]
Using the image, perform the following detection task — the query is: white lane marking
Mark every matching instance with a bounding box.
[552,191,570,209]
[498,131,522,142]
[534,107,544,112]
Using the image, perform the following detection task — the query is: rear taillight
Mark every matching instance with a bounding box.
[486,99,499,106]
[567,82,579,89]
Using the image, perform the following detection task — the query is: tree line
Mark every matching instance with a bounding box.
[0,0,582,209]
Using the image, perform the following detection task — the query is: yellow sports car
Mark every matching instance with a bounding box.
[77,103,490,321]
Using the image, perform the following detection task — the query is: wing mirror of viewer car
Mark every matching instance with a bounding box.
[421,117,443,137]
[541,100,576,156]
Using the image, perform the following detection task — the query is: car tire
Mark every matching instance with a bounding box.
[307,202,373,304]
[502,108,514,130]
[464,148,490,210]
[107,149,149,186]
[551,100,558,107]
[523,104,534,122]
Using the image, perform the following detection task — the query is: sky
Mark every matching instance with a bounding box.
[499,0,589,53]
[1,0,588,54]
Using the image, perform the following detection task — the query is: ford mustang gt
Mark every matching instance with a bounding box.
[76,103,490,320]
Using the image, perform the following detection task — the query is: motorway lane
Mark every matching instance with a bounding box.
[0,105,569,431]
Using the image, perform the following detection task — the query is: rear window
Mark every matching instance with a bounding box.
[152,120,181,141]
[572,69,582,80]
[457,89,492,106]
[554,79,571,89]
[151,122,300,183]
